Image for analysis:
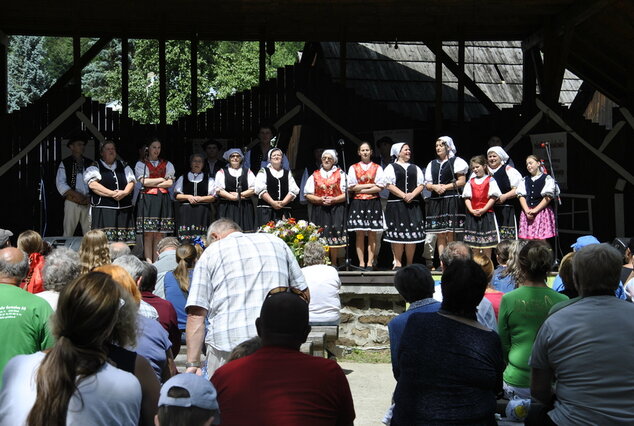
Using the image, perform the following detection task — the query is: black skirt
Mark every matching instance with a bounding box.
[425,195,465,233]
[493,203,518,241]
[92,207,136,244]
[217,199,255,232]
[176,202,212,242]
[136,191,175,233]
[463,211,500,248]
[256,206,292,228]
[347,198,385,232]
[384,200,425,244]
[311,203,347,247]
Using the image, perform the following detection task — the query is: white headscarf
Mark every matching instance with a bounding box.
[486,146,509,165]
[390,142,406,160]
[437,136,456,158]
[321,149,338,165]
[222,148,244,162]
[267,147,283,163]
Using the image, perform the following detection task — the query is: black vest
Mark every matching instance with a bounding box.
[249,148,265,175]
[388,164,418,201]
[524,174,547,208]
[90,160,133,208]
[182,173,210,197]
[223,167,249,193]
[492,166,512,194]
[62,156,92,191]
[258,168,289,206]
[430,158,459,198]
[203,158,226,177]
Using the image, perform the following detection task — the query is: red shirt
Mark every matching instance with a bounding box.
[212,346,356,425]
[484,289,504,320]
[141,292,181,355]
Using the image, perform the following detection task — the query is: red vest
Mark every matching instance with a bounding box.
[313,169,343,197]
[352,162,379,200]
[143,160,169,194]
[470,176,493,212]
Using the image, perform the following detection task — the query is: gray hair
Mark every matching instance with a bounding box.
[207,218,241,243]
[302,242,326,266]
[573,243,622,296]
[440,241,472,269]
[156,237,181,254]
[109,242,131,261]
[43,247,80,292]
[113,254,145,281]
[190,153,206,163]
[0,249,29,280]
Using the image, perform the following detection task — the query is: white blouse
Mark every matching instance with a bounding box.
[423,157,469,184]
[488,164,522,189]
[134,160,176,180]
[381,162,425,187]
[303,166,347,195]
[462,176,502,199]
[174,173,216,196]
[347,162,385,187]
[516,173,558,198]
[214,168,256,191]
[84,160,136,186]
[254,166,300,198]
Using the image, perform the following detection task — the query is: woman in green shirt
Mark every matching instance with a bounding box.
[498,240,568,400]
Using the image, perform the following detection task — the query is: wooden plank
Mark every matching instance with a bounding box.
[75,110,106,144]
[121,38,129,120]
[457,39,465,124]
[598,120,625,152]
[505,111,543,151]
[296,91,362,146]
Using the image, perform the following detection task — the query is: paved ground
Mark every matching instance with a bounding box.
[339,362,395,425]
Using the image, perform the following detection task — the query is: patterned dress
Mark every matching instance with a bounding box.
[383,162,425,244]
[347,162,385,232]
[135,159,175,234]
[462,175,501,248]
[304,167,347,248]
[516,174,557,240]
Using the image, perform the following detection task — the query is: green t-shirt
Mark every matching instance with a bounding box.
[0,284,54,386]
[498,286,568,388]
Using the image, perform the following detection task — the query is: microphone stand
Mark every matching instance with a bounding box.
[337,140,363,272]
[139,151,149,252]
[236,174,243,229]
[542,143,561,268]
[444,144,458,241]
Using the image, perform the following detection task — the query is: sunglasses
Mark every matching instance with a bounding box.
[267,286,309,303]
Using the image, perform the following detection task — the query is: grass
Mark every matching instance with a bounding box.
[339,348,391,364]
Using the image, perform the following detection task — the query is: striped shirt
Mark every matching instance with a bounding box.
[186,232,308,352]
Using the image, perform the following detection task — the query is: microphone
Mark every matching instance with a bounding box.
[337,139,345,146]
[540,142,550,148]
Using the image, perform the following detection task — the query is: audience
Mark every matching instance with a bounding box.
[529,244,634,425]
[157,374,220,426]
[388,264,439,376]
[0,229,12,248]
[211,291,355,424]
[110,241,132,261]
[17,230,45,293]
[95,264,176,382]
[0,272,142,425]
[79,229,111,274]
[37,247,80,310]
[301,241,341,326]
[497,241,568,406]
[491,239,514,293]
[228,336,263,362]
[114,254,159,320]
[499,239,527,290]
[0,247,54,386]
[392,259,504,424]
[163,243,198,339]
[475,253,503,319]
[152,237,181,298]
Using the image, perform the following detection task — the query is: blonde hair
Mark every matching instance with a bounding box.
[500,240,528,286]
[94,264,142,304]
[79,230,111,274]
[173,244,198,294]
[472,253,494,285]
[17,230,43,255]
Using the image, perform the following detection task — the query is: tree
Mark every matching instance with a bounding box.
[7,36,51,112]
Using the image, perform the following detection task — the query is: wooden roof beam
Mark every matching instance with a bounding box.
[425,42,500,114]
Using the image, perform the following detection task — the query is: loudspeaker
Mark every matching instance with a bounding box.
[611,237,631,256]
[43,236,82,252]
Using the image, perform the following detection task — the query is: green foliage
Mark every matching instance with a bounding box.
[7,36,51,112]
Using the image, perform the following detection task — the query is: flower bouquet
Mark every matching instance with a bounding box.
[257,218,327,265]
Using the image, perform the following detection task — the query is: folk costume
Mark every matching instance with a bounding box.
[424,137,469,233]
[214,149,256,232]
[56,153,92,236]
[516,173,558,240]
[347,161,385,232]
[462,175,501,249]
[382,143,425,244]
[254,149,300,227]
[173,172,215,241]
[487,147,522,240]
[84,159,136,243]
[135,159,176,234]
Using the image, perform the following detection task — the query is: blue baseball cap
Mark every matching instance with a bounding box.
[159,373,220,424]
[571,235,600,251]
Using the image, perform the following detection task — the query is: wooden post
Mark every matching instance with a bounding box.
[259,39,266,86]
[434,40,443,134]
[339,40,347,86]
[190,37,198,129]
[159,39,167,127]
[73,36,81,92]
[121,38,129,120]
[457,39,465,124]
[0,30,7,115]
[522,44,536,108]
